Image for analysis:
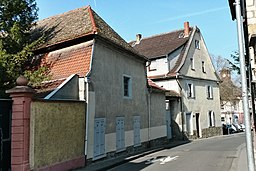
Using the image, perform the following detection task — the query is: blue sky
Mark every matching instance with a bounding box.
[36,0,237,59]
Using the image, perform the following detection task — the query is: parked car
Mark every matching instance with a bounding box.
[222,124,236,135]
[239,123,245,132]
[231,124,239,133]
[233,124,243,132]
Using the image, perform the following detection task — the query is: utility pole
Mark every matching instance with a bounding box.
[234,0,255,170]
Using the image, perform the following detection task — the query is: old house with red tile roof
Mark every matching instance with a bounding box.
[132,22,222,139]
[30,6,167,170]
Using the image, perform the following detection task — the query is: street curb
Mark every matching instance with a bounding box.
[230,142,246,171]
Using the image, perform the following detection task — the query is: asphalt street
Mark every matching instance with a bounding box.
[108,133,247,171]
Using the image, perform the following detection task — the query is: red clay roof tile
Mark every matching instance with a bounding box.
[45,42,92,80]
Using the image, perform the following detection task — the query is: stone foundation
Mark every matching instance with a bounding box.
[201,126,223,138]
[183,127,223,140]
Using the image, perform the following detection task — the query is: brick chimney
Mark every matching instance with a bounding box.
[136,34,142,44]
[132,34,142,47]
[184,21,190,37]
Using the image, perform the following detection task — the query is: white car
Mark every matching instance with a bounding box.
[239,124,245,132]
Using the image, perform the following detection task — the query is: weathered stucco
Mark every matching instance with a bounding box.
[180,29,219,81]
[180,79,221,128]
[30,100,86,169]
[85,38,167,160]
[90,39,148,133]
[50,75,79,100]
[149,92,166,128]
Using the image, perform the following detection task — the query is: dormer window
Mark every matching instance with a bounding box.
[195,40,200,49]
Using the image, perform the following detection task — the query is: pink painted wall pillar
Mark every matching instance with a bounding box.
[6,76,35,171]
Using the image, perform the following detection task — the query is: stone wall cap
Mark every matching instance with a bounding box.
[6,86,35,94]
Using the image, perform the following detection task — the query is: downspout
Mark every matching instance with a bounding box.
[84,77,90,157]
[175,74,185,135]
[147,86,152,147]
[84,39,95,158]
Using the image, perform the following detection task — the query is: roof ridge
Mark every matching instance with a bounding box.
[37,6,90,23]
[134,28,189,42]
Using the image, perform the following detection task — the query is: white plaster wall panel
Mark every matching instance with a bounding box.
[147,58,169,77]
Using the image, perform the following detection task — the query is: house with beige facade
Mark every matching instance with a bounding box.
[29,6,167,170]
[132,22,222,139]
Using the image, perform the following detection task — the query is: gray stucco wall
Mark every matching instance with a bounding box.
[149,91,166,127]
[180,78,221,129]
[90,39,148,133]
[178,29,221,130]
[51,75,79,100]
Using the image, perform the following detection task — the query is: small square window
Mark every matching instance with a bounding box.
[123,75,132,98]
[195,40,200,49]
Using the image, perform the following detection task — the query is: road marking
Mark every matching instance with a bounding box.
[160,156,179,165]
[145,156,179,165]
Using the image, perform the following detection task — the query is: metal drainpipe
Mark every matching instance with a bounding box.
[148,87,152,147]
[84,77,90,157]
[175,74,185,135]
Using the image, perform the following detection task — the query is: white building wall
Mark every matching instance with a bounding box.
[147,58,169,77]
[246,0,256,81]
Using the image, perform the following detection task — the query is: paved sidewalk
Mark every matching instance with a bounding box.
[229,143,247,171]
[74,140,190,171]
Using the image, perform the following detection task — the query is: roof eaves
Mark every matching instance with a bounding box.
[148,73,177,80]
[95,35,148,62]
[35,32,95,52]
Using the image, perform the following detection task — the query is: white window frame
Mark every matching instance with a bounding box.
[208,111,215,127]
[206,85,213,99]
[187,83,195,99]
[123,75,132,99]
[195,40,200,49]
[116,117,125,152]
[190,58,195,70]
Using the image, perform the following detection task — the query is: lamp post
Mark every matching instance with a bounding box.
[234,0,255,170]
